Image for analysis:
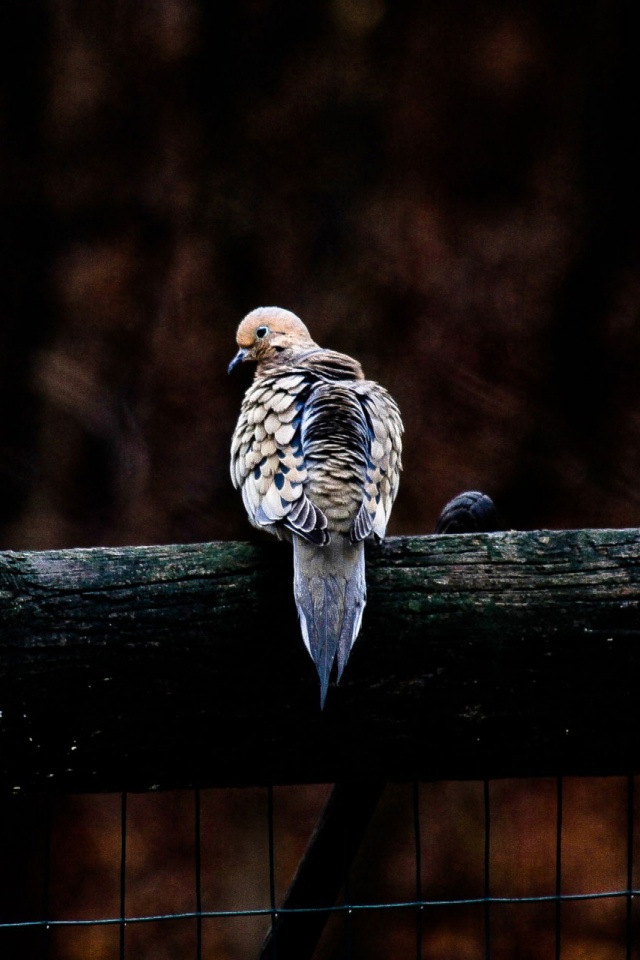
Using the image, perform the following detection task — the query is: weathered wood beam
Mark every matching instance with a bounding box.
[1,529,639,793]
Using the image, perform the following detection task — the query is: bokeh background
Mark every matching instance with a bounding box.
[2,0,640,957]
[3,0,640,551]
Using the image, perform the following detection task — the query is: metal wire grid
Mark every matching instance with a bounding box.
[0,777,637,958]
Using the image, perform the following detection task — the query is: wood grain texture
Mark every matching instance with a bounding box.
[1,529,639,793]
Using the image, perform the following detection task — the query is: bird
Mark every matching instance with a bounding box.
[229,307,403,707]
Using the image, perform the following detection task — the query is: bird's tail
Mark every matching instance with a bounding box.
[292,534,366,708]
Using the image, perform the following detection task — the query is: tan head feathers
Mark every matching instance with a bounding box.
[229,306,318,373]
[236,307,313,347]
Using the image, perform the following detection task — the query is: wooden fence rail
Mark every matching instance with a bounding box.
[1,529,640,794]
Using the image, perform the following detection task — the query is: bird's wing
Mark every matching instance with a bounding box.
[230,372,329,543]
[350,382,403,542]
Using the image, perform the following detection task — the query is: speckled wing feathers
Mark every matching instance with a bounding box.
[350,384,403,542]
[230,370,330,544]
[231,362,402,546]
[300,383,371,529]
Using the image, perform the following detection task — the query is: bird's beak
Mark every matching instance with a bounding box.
[228,348,248,374]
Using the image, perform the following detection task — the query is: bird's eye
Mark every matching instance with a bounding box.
[255,326,269,339]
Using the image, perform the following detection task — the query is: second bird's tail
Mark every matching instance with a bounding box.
[292,534,366,708]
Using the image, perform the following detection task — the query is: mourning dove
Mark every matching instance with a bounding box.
[229,307,403,707]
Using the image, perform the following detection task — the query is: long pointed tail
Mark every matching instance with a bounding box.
[293,535,366,708]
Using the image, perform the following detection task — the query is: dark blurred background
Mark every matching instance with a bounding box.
[2,1,640,958]
[2,0,640,553]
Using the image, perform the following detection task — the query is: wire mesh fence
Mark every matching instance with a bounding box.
[1,776,638,959]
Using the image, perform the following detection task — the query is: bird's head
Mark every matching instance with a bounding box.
[228,307,318,374]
